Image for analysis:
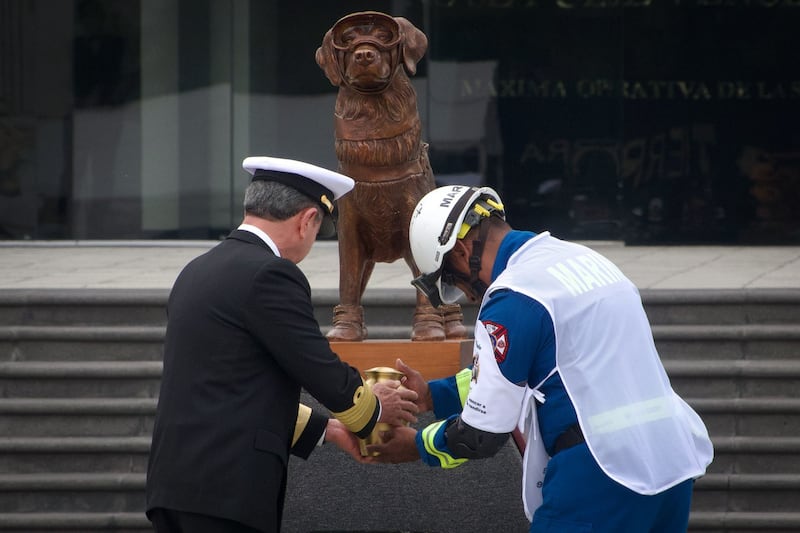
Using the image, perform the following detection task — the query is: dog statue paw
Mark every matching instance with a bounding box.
[441,303,468,340]
[328,304,368,342]
[411,305,446,342]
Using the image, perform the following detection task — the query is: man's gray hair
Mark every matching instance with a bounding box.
[243,180,321,221]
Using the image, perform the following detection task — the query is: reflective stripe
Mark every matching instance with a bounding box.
[421,420,468,469]
[455,367,472,408]
[587,395,674,435]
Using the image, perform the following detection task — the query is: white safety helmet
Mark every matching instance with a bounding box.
[409,185,505,307]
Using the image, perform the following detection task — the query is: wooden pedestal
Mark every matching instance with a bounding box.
[330,339,473,380]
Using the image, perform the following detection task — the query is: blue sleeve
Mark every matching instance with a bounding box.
[429,367,473,419]
[478,289,555,387]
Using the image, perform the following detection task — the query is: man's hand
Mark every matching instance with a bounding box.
[324,418,371,463]
[372,379,419,426]
[396,358,433,413]
[366,425,420,464]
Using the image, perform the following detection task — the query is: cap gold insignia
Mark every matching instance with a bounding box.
[320,194,333,214]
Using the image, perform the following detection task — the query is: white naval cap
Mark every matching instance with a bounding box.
[242,156,355,237]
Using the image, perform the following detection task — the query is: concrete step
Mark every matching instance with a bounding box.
[0,326,165,362]
[2,434,797,476]
[0,472,798,528]
[666,359,800,399]
[2,395,797,419]
[0,399,154,438]
[3,289,799,329]
[692,397,800,439]
[0,511,798,533]
[0,398,157,415]
[2,323,799,360]
[0,512,148,532]
[0,437,150,474]
[692,473,800,513]
[2,395,799,440]
[0,471,143,488]
[0,290,168,327]
[707,436,800,475]
[0,514,791,533]
[0,287,797,531]
[3,358,799,401]
[688,511,800,532]
[639,289,800,326]
[313,288,800,330]
[653,324,800,360]
[1,431,798,477]
[0,361,162,398]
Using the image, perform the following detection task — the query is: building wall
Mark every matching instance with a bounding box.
[0,0,797,243]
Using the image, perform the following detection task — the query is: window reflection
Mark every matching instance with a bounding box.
[0,0,797,243]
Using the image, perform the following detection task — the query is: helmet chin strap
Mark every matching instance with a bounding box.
[468,221,491,298]
[449,219,490,300]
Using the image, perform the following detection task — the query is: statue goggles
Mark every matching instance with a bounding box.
[331,11,402,53]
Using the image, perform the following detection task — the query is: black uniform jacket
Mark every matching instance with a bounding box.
[146,229,376,531]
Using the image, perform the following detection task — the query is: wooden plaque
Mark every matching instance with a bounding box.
[330,339,473,380]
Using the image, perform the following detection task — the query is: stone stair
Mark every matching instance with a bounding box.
[646,290,800,533]
[0,290,163,532]
[0,288,798,532]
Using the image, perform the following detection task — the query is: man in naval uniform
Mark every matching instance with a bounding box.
[368,185,713,532]
[146,156,419,533]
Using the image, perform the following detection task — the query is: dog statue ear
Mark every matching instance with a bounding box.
[316,29,342,86]
[395,17,428,76]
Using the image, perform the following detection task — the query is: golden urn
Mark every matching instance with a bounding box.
[360,366,408,456]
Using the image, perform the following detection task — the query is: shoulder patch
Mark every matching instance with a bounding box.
[483,320,509,364]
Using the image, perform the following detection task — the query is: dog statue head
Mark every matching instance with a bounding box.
[316,11,427,93]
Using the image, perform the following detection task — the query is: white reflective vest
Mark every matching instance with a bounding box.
[461,232,714,520]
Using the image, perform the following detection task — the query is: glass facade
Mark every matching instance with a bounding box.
[1,0,798,243]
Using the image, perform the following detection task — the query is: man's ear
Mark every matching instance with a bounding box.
[448,239,471,270]
[298,207,320,238]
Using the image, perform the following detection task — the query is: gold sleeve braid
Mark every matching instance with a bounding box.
[292,403,313,447]
[331,377,378,435]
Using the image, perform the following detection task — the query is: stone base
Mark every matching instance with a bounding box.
[330,339,473,379]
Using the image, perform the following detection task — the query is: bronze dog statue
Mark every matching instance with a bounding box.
[316,11,466,342]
